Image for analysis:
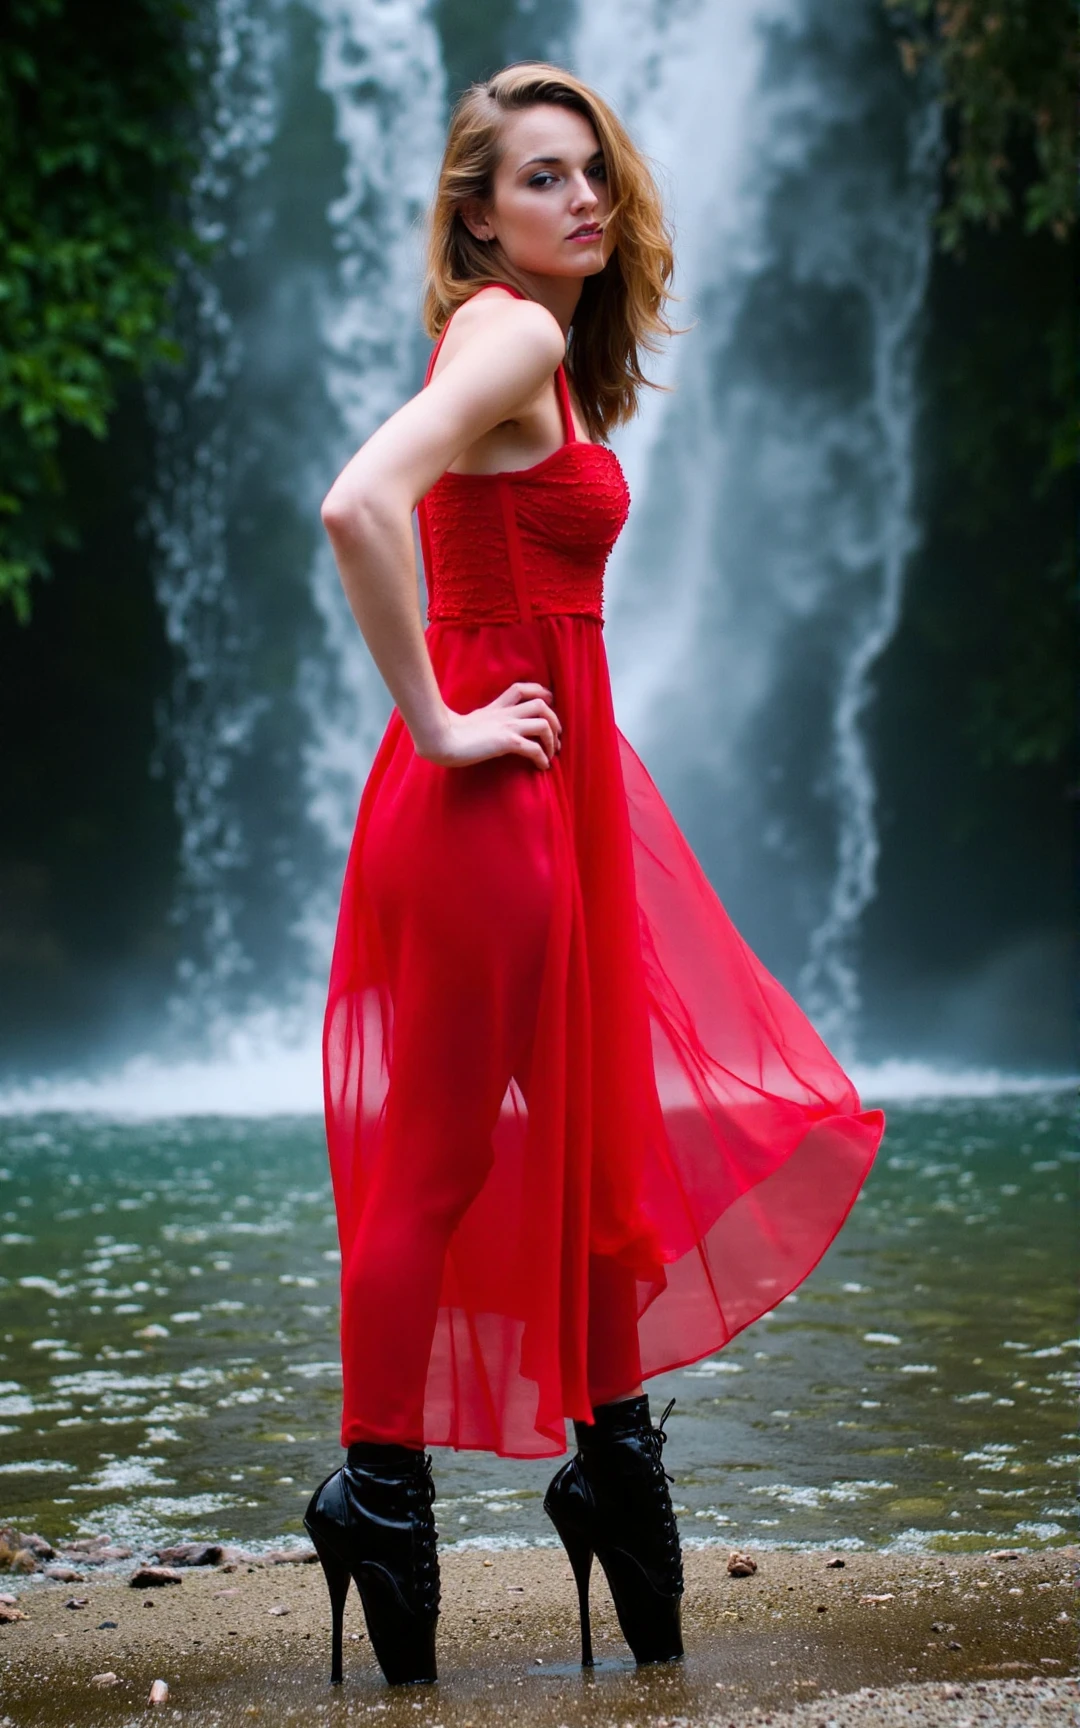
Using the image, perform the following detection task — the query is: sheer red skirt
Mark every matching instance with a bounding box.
[323,611,884,1457]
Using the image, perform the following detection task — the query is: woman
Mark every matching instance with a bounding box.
[304,62,884,1689]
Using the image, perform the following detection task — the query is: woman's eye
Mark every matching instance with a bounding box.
[528,173,557,188]
[588,163,607,181]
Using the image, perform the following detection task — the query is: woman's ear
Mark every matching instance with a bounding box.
[460,199,495,242]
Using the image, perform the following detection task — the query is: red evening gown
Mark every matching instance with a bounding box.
[323,284,885,1458]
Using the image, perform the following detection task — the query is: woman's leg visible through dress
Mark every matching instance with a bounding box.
[342,742,556,1449]
[339,985,511,1449]
[586,1252,643,1408]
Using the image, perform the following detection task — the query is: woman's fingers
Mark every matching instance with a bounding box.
[429,683,563,768]
[514,715,557,759]
[495,680,553,709]
[513,733,550,769]
[505,696,562,750]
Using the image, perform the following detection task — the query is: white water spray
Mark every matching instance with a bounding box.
[146,0,283,1007]
[796,98,942,1052]
[298,0,447,922]
[576,0,942,1055]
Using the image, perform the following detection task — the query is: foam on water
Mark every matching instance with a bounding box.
[850,1059,1075,1102]
[0,1037,1070,1118]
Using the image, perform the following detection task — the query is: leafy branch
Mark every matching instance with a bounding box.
[0,0,204,620]
[885,0,1076,251]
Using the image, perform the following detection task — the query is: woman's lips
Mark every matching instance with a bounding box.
[567,226,602,242]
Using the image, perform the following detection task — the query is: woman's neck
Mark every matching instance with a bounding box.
[497,266,584,337]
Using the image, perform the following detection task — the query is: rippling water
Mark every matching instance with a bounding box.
[0,1094,1074,1558]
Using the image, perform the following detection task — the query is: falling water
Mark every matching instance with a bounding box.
[795,94,941,1052]
[146,0,283,1016]
[146,0,446,1030]
[577,0,941,1053]
[298,0,446,947]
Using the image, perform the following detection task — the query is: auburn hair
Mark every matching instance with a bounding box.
[422,62,677,442]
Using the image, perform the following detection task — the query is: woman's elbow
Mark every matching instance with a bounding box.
[320,485,360,543]
[321,479,401,548]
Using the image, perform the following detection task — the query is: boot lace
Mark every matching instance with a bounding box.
[407,1452,441,1615]
[642,1397,683,1594]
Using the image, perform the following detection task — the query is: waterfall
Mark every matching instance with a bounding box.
[146,0,446,1035]
[297,0,446,955]
[795,96,941,1053]
[146,0,283,1017]
[575,0,940,1054]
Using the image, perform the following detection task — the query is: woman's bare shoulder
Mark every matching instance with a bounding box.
[434,287,565,376]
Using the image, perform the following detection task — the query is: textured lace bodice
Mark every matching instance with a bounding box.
[421,443,629,625]
[416,286,630,627]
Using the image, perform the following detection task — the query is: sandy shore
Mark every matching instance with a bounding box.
[0,1544,1074,1726]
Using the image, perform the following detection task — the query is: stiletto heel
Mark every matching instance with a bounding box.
[548,1514,595,1666]
[304,1446,440,1687]
[544,1395,683,1666]
[309,1530,351,1684]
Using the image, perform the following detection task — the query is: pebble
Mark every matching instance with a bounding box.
[90,1672,119,1688]
[154,1542,229,1568]
[148,1679,169,1705]
[824,1555,847,1568]
[0,1605,28,1624]
[129,1566,183,1588]
[43,1565,84,1582]
[63,1597,89,1610]
[727,1549,758,1577]
[268,1605,290,1616]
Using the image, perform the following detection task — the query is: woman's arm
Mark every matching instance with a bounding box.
[320,294,566,770]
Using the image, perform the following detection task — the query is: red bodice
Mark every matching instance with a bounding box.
[421,445,629,625]
[416,295,629,626]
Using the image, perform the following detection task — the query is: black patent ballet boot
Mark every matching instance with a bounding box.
[543,1394,683,1666]
[303,1441,440,1686]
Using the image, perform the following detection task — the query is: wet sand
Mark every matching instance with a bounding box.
[0,1545,1074,1726]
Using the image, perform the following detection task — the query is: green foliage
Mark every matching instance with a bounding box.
[0,0,201,620]
[884,0,1076,250]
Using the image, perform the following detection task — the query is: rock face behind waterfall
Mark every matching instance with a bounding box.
[0,0,1069,1083]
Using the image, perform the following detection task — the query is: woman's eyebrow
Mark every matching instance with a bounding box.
[517,150,605,172]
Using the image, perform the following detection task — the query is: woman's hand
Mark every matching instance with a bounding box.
[416,681,562,770]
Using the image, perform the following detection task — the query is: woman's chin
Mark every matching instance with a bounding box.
[535,253,609,281]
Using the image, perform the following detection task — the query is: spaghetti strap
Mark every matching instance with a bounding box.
[422,322,451,387]
[554,364,576,446]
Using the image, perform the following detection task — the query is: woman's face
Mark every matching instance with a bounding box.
[465,104,614,280]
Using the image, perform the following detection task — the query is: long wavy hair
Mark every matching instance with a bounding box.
[422,63,677,442]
